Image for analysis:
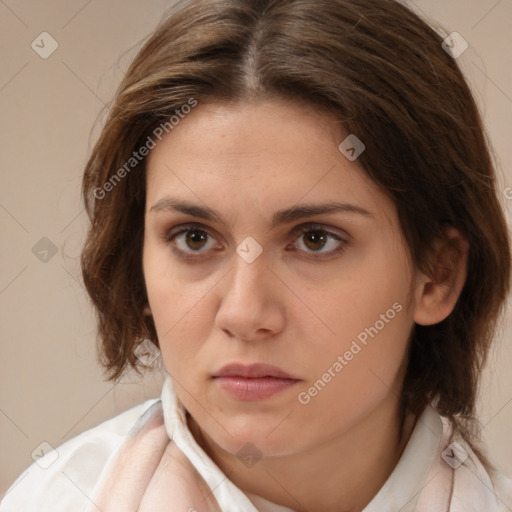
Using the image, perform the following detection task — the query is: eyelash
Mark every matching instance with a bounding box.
[162,222,349,262]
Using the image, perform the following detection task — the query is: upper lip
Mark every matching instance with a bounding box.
[213,363,300,380]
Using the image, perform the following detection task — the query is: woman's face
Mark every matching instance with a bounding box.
[143,98,424,457]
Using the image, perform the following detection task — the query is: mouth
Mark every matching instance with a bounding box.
[212,363,302,401]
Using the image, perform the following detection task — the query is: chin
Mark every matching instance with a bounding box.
[205,416,304,459]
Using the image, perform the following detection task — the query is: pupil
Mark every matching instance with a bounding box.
[305,231,325,251]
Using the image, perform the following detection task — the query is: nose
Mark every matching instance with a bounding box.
[214,250,286,343]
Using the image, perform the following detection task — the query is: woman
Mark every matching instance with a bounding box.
[2,0,511,510]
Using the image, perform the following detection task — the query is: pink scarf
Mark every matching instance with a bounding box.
[85,400,223,511]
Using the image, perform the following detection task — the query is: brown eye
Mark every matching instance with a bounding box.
[302,230,329,251]
[289,224,348,260]
[163,222,348,262]
[163,224,222,261]
[183,230,209,250]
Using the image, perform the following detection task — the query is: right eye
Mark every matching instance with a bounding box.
[163,223,223,261]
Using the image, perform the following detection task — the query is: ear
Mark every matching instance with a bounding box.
[413,226,469,326]
[143,303,152,316]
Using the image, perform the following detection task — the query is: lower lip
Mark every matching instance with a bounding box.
[214,376,300,401]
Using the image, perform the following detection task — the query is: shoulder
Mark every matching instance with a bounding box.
[0,397,160,512]
[412,408,512,512]
[438,415,512,512]
[450,440,512,511]
[489,467,512,512]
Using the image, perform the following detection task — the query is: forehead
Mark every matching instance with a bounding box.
[145,99,396,228]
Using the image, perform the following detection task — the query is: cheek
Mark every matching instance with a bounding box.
[143,247,204,365]
[301,243,414,397]
[149,288,207,357]
[296,310,412,436]
[312,259,412,352]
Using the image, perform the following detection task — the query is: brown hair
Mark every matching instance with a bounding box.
[80,0,510,469]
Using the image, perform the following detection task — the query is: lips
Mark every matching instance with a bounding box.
[212,363,301,401]
[213,363,299,380]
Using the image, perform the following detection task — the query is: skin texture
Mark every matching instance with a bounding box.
[142,98,469,512]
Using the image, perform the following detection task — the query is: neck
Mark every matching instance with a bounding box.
[188,394,418,512]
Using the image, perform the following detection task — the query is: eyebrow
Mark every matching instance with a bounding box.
[149,198,373,228]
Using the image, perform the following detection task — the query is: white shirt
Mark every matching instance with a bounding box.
[2,374,511,511]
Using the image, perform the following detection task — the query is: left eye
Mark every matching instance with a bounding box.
[289,225,347,257]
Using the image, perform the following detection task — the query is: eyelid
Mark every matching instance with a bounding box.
[288,222,350,241]
[164,222,223,244]
[164,221,349,240]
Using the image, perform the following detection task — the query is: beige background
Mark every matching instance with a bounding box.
[1,0,511,498]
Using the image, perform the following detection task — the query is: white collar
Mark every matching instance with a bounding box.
[364,403,444,511]
[162,373,271,511]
